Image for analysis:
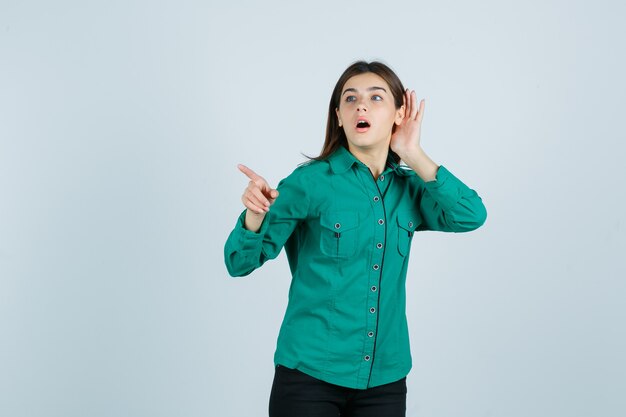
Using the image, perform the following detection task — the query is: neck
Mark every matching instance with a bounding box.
[348,144,389,179]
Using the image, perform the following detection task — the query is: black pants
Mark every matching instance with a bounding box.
[269,365,407,417]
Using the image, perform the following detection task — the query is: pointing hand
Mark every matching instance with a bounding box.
[238,164,279,215]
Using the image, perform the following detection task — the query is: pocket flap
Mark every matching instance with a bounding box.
[397,210,422,232]
[320,212,359,232]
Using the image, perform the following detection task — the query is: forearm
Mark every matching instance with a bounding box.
[224,211,271,276]
[244,209,266,233]
[419,166,487,232]
[400,146,439,182]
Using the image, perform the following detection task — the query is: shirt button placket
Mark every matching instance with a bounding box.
[364,173,386,378]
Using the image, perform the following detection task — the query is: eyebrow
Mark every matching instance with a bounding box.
[342,86,388,96]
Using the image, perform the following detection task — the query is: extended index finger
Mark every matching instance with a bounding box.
[237,164,261,181]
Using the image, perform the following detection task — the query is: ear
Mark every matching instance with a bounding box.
[335,108,343,127]
[395,105,405,125]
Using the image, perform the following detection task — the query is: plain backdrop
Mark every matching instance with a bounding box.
[1,1,625,416]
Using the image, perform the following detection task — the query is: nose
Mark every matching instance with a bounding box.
[356,99,368,112]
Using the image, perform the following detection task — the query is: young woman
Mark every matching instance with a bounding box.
[224,61,487,417]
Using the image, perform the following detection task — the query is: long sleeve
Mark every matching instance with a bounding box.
[224,167,311,277]
[417,165,487,232]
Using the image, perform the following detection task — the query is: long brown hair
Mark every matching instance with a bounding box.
[311,61,406,163]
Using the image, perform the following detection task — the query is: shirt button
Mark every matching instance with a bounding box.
[373,196,380,202]
[367,331,374,337]
[372,264,379,271]
[371,286,377,292]
[378,219,384,225]
[376,243,383,249]
[408,221,414,228]
[364,355,371,361]
[370,307,376,314]
[379,175,385,182]
[334,223,341,229]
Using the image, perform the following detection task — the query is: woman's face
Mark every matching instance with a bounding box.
[336,72,404,154]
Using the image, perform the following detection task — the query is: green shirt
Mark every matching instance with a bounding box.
[224,146,487,389]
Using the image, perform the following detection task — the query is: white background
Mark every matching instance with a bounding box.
[1,1,625,416]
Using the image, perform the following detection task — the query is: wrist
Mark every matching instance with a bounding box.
[401,147,438,182]
[398,145,425,165]
[244,209,266,233]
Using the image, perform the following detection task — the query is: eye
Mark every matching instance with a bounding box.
[372,95,383,101]
[345,95,357,103]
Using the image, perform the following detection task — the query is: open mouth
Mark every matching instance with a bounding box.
[355,119,371,132]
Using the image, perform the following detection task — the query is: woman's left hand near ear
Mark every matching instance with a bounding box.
[390,89,425,159]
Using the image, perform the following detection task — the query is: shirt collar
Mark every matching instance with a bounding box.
[328,146,359,174]
[328,146,401,175]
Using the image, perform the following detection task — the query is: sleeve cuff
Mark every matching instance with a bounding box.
[422,165,463,211]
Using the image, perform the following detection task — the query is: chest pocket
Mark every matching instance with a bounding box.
[320,212,359,258]
[397,210,421,256]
